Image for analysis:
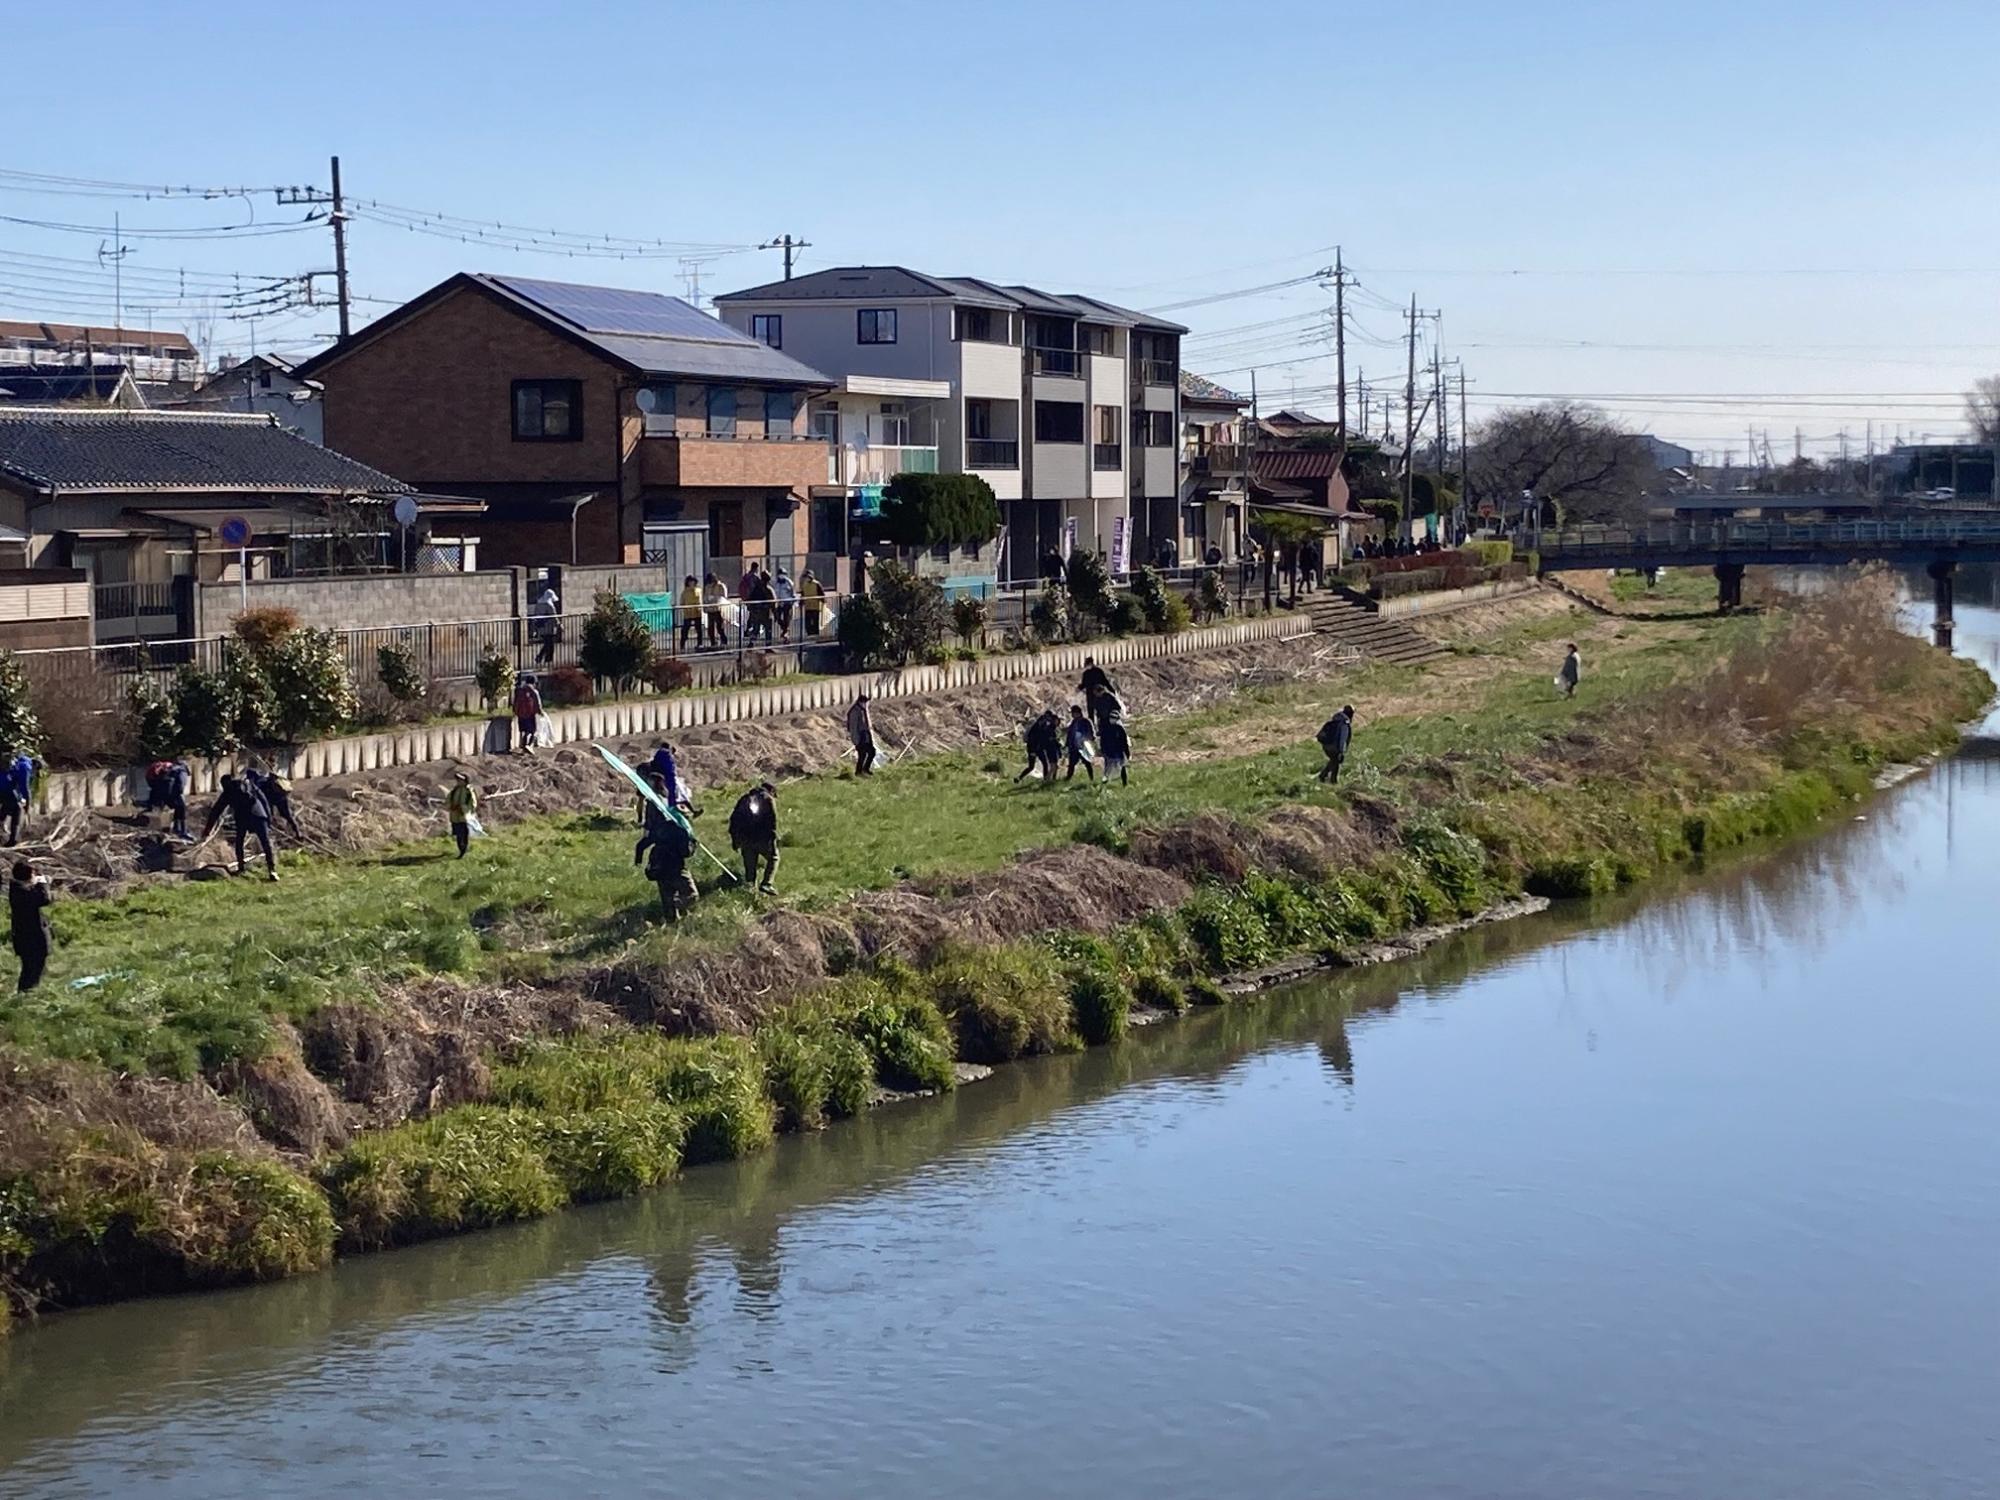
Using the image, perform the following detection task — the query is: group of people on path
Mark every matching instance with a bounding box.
[675,564,826,651]
[1016,657,1132,786]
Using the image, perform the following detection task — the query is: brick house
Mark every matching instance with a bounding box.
[297,273,834,575]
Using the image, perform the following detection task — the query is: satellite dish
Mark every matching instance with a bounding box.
[392,496,420,528]
[636,387,659,414]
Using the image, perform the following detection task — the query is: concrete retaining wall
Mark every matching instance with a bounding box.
[40,613,1309,813]
[1373,579,1540,619]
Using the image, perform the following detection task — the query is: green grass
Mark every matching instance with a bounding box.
[1606,568,1724,611]
[0,610,1765,1080]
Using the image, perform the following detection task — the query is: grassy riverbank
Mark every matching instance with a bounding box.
[1,579,1988,1323]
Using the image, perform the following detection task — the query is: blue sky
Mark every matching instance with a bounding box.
[7,0,1997,459]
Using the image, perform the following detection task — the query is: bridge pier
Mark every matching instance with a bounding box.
[1714,563,1745,613]
[1928,559,1956,650]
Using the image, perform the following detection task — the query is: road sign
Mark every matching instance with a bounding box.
[218,516,251,547]
[1477,501,1497,518]
[392,495,420,528]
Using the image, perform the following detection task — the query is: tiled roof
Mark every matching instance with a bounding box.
[0,320,196,354]
[0,366,133,403]
[1251,449,1344,480]
[1181,370,1245,404]
[0,409,409,495]
[715,267,1190,331]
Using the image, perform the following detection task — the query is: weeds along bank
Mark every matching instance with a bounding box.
[0,579,1987,1326]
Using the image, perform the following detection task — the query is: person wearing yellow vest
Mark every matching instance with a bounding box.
[446,771,479,859]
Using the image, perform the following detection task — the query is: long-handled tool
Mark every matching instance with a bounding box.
[593,744,740,884]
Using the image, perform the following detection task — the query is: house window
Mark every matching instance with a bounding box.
[1083,325,1113,356]
[512,379,583,441]
[809,401,839,443]
[1095,405,1119,444]
[1133,409,1174,447]
[857,308,898,344]
[751,314,782,348]
[706,387,737,437]
[765,390,797,437]
[957,307,993,342]
[1034,400,1084,443]
[966,399,992,440]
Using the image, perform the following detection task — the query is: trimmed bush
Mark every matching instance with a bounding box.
[951,594,987,648]
[261,628,357,742]
[836,591,893,669]
[475,647,515,712]
[1194,570,1228,622]
[1105,593,1144,636]
[648,653,694,694]
[1066,549,1114,626]
[881,471,1001,548]
[540,664,594,707]
[126,674,179,759]
[230,607,299,651]
[1029,581,1074,643]
[376,641,426,705]
[871,560,951,665]
[0,652,42,759]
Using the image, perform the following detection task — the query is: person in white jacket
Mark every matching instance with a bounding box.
[701,572,730,648]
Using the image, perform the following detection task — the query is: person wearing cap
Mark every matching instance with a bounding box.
[846,691,877,776]
[446,771,479,858]
[728,780,780,893]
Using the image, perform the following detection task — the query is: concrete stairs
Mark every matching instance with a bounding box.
[1302,592,1451,666]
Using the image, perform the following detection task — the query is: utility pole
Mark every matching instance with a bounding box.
[278,160,351,338]
[1456,365,1470,497]
[1332,247,1347,448]
[1403,294,1419,531]
[760,234,812,280]
[330,156,350,338]
[1356,370,1367,439]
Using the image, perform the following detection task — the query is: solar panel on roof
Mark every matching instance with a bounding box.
[491,276,754,345]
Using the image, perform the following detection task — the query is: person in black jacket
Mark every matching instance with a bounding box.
[248,763,301,840]
[1016,709,1062,784]
[1316,705,1355,782]
[9,859,50,991]
[1078,657,1111,698]
[728,781,780,893]
[202,772,279,880]
[634,773,699,921]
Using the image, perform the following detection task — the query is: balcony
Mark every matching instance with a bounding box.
[967,438,1020,470]
[1030,347,1083,378]
[639,430,832,490]
[1190,444,1248,477]
[1093,442,1123,471]
[832,445,941,486]
[1141,359,1176,387]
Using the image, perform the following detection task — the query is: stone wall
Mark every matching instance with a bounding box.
[1372,579,1540,619]
[37,613,1309,813]
[197,570,522,634]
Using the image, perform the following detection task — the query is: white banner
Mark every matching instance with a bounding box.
[1109,513,1129,575]
[1061,516,1078,561]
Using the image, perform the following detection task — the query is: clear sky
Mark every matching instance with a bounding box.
[7,0,1997,460]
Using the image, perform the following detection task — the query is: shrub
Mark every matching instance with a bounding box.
[1464,539,1514,567]
[171,663,257,756]
[870,560,950,665]
[805,976,957,1093]
[1029,581,1074,643]
[230,607,299,652]
[880,471,1001,549]
[0,652,42,759]
[376,641,426,705]
[579,592,653,695]
[836,591,893,669]
[1181,883,1275,972]
[1133,968,1186,1014]
[1068,968,1131,1045]
[320,1106,564,1249]
[951,594,987,648]
[1525,855,1617,899]
[540,664,594,707]
[2,1139,334,1299]
[648,653,693,694]
[126,674,179,759]
[537,1103,684,1203]
[475,647,515,712]
[1195,570,1228,623]
[926,947,1077,1062]
[260,628,357,742]
[758,1024,872,1131]
[1066,549,1114,625]
[1105,593,1144,636]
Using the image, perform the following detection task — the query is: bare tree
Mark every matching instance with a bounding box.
[1965,375,2000,445]
[1467,403,1655,524]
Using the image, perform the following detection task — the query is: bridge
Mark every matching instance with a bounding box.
[1521,517,2000,646]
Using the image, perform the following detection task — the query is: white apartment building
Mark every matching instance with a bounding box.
[716,267,1184,583]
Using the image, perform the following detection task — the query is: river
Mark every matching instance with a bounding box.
[2,602,1998,1500]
